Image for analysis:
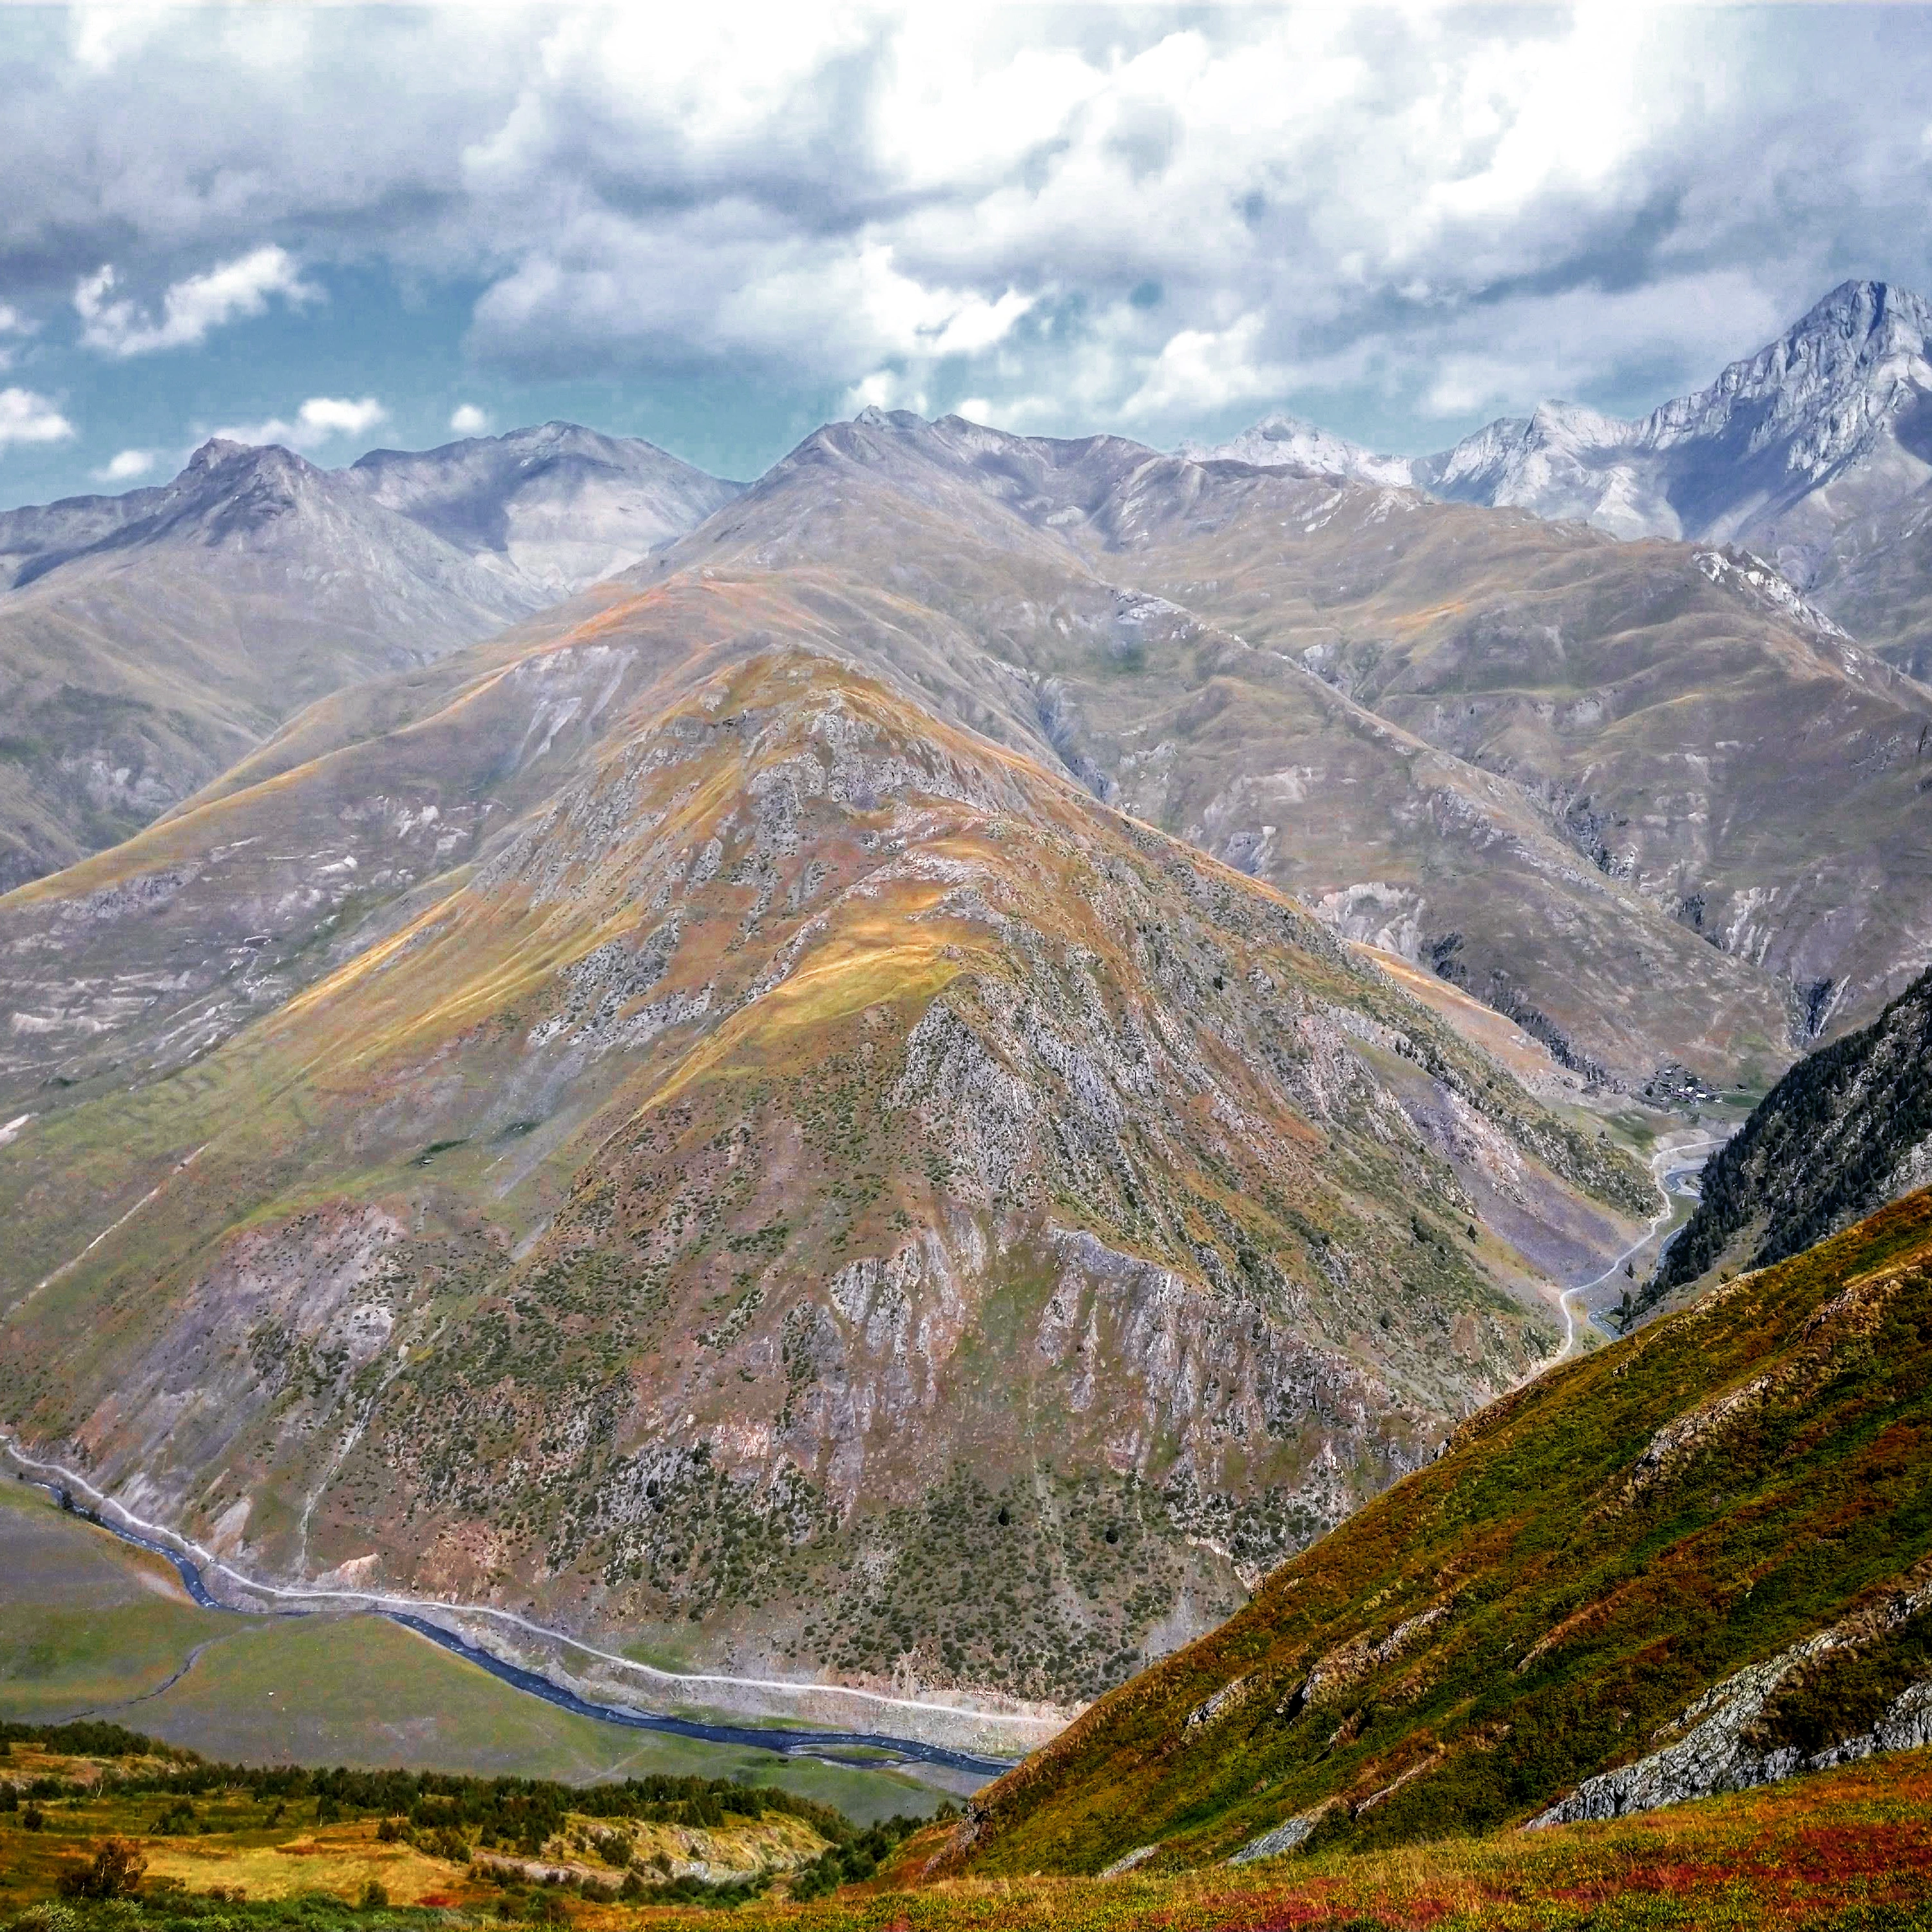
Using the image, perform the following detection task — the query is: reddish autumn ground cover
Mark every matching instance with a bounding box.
[638,1749,1932,1932]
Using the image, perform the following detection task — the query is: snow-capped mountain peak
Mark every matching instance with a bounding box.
[1642,280,1932,480]
[1180,412,1416,488]
[1200,280,1932,574]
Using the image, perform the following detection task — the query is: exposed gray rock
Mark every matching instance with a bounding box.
[1228,1807,1325,1863]
[1530,1578,1932,1826]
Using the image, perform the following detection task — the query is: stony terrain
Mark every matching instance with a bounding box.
[10,381,1932,1727]
[0,553,1647,1718]
[696,407,1928,1087]
[10,394,1927,1095]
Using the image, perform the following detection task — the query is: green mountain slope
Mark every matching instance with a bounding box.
[1656,965,1932,1294]
[951,1186,1932,1874]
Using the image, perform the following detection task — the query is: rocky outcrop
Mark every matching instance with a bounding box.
[1530,1577,1932,1826]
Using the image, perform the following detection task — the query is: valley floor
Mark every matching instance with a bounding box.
[0,1478,948,1824]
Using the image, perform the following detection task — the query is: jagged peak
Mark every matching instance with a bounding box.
[178,437,320,484]
[1792,278,1932,342]
[849,403,913,428]
[1525,398,1630,443]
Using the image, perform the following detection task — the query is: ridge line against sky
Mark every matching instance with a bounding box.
[2,3,1931,508]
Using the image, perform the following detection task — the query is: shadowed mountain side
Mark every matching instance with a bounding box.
[1806,479,1932,679]
[350,421,742,599]
[0,645,1646,1719]
[1654,964,1932,1298]
[947,1186,1932,1875]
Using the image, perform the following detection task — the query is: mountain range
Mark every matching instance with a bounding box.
[0,424,736,890]
[0,443,1652,1723]
[1192,280,1932,676]
[5,278,1932,1742]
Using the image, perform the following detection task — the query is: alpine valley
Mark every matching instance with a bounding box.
[4,278,1932,1927]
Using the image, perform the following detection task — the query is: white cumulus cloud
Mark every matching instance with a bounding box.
[92,448,158,483]
[448,403,490,435]
[0,388,76,450]
[2,9,1930,454]
[75,245,318,358]
[213,394,387,451]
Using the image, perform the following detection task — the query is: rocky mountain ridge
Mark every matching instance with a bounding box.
[8,383,1931,1736]
[0,426,737,889]
[1195,280,1932,671]
[8,392,1931,1095]
[754,410,1930,1089]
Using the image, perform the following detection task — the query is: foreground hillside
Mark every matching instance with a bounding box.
[717,1757,1932,1927]
[1657,964,1932,1294]
[950,1187,1932,1873]
[3,1738,1928,1931]
[0,1719,897,1911]
[0,609,1642,1723]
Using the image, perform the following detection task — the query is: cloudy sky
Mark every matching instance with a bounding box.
[2,3,1931,506]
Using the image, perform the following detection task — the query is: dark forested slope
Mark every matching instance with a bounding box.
[1656,966,1932,1294]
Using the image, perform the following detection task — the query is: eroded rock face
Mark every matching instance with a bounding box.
[0,649,1643,1714]
[1531,1576,1932,1826]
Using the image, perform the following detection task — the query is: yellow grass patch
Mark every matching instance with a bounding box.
[142,1826,481,1907]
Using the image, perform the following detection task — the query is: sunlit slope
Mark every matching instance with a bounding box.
[0,567,1060,1113]
[955,1188,1932,1874]
[0,647,1643,1711]
[678,414,1803,1088]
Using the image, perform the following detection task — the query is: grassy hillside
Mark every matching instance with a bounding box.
[709,1754,1932,1927]
[946,1186,1932,1875]
[1655,965,1932,1295]
[4,1743,1929,1930]
[0,1720,912,1915]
